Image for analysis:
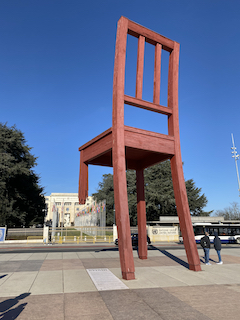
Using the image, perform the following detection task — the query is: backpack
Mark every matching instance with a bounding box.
[201,237,207,248]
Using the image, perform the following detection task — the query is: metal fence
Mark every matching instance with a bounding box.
[6,226,147,242]
[6,228,43,240]
[50,226,113,237]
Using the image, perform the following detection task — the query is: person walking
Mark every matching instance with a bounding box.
[200,232,211,265]
[214,232,223,264]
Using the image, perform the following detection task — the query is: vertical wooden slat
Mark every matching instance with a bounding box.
[135,35,145,99]
[153,43,161,104]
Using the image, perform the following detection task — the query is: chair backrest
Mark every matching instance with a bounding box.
[112,16,180,139]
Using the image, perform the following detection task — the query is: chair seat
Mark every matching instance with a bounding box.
[79,125,175,170]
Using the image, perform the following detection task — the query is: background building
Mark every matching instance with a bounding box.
[45,193,94,227]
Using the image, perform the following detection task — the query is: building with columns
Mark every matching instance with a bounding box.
[45,193,94,227]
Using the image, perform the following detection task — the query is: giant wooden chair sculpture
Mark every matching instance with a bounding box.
[79,17,201,280]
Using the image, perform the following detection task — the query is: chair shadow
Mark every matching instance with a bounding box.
[0,274,7,280]
[137,245,189,269]
[95,247,119,252]
[158,249,189,269]
[98,245,190,269]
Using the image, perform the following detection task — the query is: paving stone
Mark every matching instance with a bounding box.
[64,292,113,319]
[14,293,64,320]
[30,270,63,295]
[0,272,37,297]
[63,269,97,293]
[81,259,105,269]
[16,260,44,272]
[0,261,22,272]
[62,259,84,270]
[133,288,211,320]
[40,259,63,271]
[100,290,164,320]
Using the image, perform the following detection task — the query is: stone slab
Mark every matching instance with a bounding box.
[87,268,128,291]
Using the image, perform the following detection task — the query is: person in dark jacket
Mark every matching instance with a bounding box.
[214,232,223,264]
[200,232,211,265]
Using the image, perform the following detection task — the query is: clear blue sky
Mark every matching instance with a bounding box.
[1,0,240,214]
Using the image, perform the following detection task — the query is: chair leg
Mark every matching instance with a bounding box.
[136,168,147,259]
[170,155,201,271]
[113,159,135,280]
[79,151,88,204]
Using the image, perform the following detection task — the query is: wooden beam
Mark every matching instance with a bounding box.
[124,95,172,115]
[81,134,112,163]
[127,18,175,51]
[124,128,175,155]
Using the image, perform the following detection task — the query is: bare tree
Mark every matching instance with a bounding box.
[214,202,240,220]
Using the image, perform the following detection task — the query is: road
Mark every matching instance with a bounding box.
[0,242,239,254]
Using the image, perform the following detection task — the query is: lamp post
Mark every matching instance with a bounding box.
[61,200,64,237]
[231,133,240,196]
[113,204,115,225]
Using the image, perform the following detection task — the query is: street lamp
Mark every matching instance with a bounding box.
[231,133,240,196]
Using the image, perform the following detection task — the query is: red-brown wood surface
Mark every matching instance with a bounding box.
[78,16,201,279]
[79,151,88,204]
[124,127,175,155]
[112,17,135,280]
[124,95,172,115]
[168,42,201,271]
[81,134,112,164]
[127,19,175,51]
[136,168,147,259]
[136,35,145,99]
[153,43,161,104]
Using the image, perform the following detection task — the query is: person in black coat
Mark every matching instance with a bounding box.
[200,232,211,265]
[214,232,223,264]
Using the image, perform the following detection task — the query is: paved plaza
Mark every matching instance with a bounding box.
[1,244,240,319]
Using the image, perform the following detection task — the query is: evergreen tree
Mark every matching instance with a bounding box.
[185,179,209,216]
[93,160,210,225]
[144,161,176,220]
[0,123,45,227]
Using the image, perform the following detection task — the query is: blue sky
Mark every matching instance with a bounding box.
[1,0,240,214]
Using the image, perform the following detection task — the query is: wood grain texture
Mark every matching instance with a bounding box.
[78,16,201,278]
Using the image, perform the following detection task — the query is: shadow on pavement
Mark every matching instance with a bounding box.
[0,292,30,319]
[159,249,189,269]
[97,244,189,269]
[95,247,119,252]
[0,303,27,320]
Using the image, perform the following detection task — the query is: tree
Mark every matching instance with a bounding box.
[185,179,210,216]
[214,202,240,220]
[93,160,210,225]
[0,123,45,227]
[144,161,176,220]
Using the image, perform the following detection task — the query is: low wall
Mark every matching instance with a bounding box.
[148,226,179,242]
